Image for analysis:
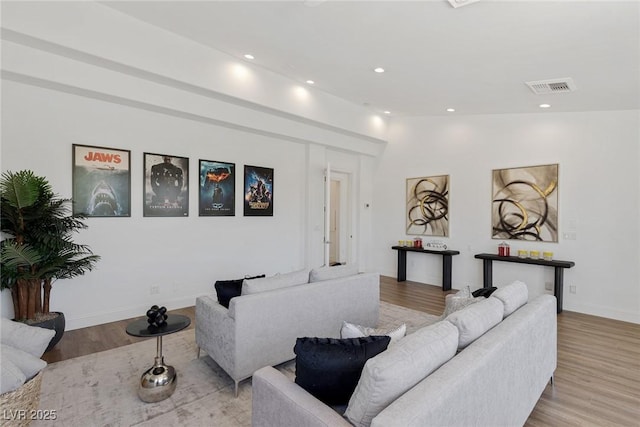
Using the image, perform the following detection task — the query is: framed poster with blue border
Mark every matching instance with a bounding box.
[199,159,235,216]
[244,165,273,216]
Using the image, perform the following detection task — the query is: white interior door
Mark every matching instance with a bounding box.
[329,180,340,264]
[324,163,331,266]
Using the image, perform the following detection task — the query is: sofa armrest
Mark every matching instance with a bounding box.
[195,295,237,376]
[252,366,350,427]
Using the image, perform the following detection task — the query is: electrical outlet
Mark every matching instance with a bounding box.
[569,285,576,294]
[545,281,553,291]
[150,286,160,295]
[563,232,577,240]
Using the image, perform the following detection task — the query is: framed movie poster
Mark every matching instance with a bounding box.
[406,175,449,236]
[492,163,558,242]
[72,144,131,217]
[199,160,235,216]
[244,165,273,216]
[143,153,189,217]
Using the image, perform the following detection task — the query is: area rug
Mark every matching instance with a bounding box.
[34,302,439,427]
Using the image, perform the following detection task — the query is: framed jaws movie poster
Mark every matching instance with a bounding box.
[244,165,273,216]
[199,160,235,216]
[143,153,189,217]
[72,144,131,217]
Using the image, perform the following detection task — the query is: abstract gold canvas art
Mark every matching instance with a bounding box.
[492,164,558,242]
[406,175,449,236]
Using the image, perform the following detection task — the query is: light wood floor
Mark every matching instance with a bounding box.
[43,276,640,426]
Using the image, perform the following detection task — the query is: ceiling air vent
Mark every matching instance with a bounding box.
[525,78,577,95]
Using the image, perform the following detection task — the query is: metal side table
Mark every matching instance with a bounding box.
[125,314,191,402]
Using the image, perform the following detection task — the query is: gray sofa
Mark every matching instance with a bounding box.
[252,289,557,427]
[195,267,380,395]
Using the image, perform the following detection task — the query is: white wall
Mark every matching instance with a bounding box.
[0,1,383,329]
[373,111,640,323]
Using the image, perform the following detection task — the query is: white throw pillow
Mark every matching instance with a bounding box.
[440,286,479,319]
[492,280,529,317]
[1,344,47,381]
[0,318,55,358]
[445,297,503,349]
[340,321,407,345]
[1,359,27,394]
[241,269,309,295]
[345,321,459,427]
[309,264,359,283]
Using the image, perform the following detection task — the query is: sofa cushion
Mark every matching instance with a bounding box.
[0,318,55,358]
[294,336,391,406]
[214,275,265,308]
[445,297,503,349]
[0,358,26,394]
[241,269,309,295]
[1,344,47,380]
[345,321,459,427]
[309,264,359,283]
[340,321,406,345]
[492,280,529,317]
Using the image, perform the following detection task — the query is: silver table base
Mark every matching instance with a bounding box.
[138,335,177,403]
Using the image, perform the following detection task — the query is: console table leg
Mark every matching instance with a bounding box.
[482,260,493,288]
[554,267,564,314]
[397,250,407,282]
[442,255,453,291]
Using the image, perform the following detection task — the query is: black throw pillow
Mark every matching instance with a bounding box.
[472,287,498,298]
[294,335,391,405]
[214,274,265,308]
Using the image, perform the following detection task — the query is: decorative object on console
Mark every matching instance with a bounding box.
[294,336,391,405]
[492,163,559,242]
[406,175,449,237]
[244,165,273,216]
[72,144,131,217]
[143,152,189,217]
[199,159,235,217]
[498,241,510,256]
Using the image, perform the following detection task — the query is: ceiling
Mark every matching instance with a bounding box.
[102,1,639,117]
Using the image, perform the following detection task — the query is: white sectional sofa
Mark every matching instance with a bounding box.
[195,265,380,395]
[252,283,557,427]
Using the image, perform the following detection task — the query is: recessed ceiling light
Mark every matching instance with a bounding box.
[373,67,385,73]
[384,111,391,115]
[539,103,551,108]
[243,54,254,60]
[306,80,315,85]
[446,108,456,112]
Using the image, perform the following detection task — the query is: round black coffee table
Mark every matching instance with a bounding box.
[126,314,191,402]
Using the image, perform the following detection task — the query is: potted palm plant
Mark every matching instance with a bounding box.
[1,170,100,351]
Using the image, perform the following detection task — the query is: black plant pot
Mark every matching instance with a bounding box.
[31,312,66,352]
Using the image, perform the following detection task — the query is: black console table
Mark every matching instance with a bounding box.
[391,246,460,291]
[474,253,575,314]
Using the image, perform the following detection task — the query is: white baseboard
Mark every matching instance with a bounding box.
[562,301,639,324]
